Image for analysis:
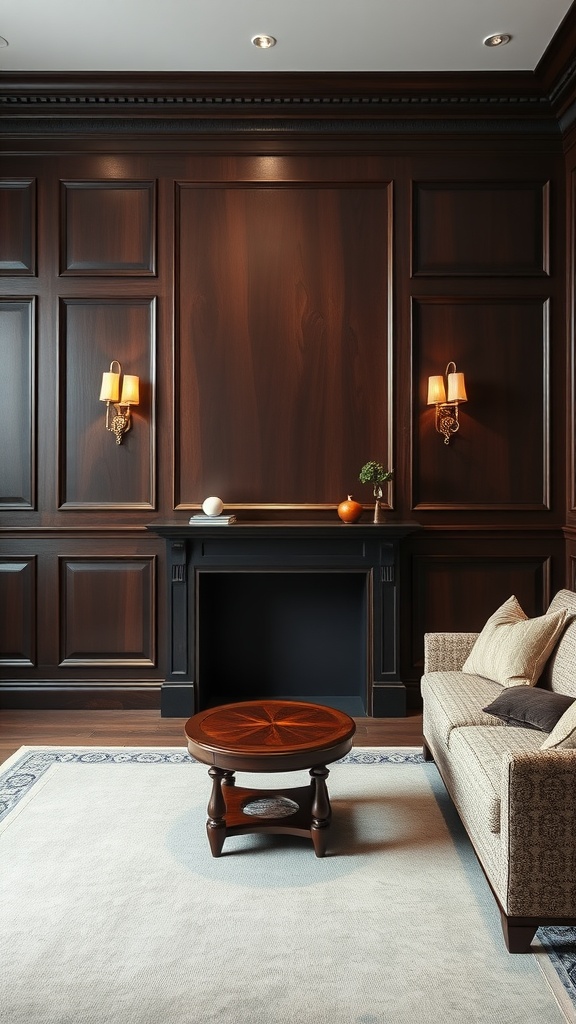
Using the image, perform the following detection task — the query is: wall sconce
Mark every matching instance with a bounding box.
[427,361,467,445]
[99,360,140,445]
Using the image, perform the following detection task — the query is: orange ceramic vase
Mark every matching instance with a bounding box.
[337,495,363,523]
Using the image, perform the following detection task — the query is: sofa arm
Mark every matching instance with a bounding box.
[502,749,576,917]
[423,632,478,673]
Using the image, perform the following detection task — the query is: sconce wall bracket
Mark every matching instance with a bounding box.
[106,403,133,445]
[435,403,461,445]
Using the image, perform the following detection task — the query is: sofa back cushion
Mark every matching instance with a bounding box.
[541,589,576,696]
[540,701,576,748]
[462,595,569,688]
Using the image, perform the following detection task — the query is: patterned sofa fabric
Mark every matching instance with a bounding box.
[421,590,576,949]
[540,589,576,696]
[420,671,506,747]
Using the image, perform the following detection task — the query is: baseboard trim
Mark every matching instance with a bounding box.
[0,687,161,710]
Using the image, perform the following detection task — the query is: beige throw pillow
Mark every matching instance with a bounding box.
[541,702,576,749]
[462,595,569,688]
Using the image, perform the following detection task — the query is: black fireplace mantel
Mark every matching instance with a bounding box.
[148,520,420,718]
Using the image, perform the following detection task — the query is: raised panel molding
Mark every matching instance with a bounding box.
[569,166,576,513]
[59,557,156,666]
[0,557,36,666]
[58,297,156,509]
[0,299,35,508]
[60,180,156,275]
[412,296,550,510]
[412,181,549,276]
[409,552,552,674]
[0,179,36,275]
[176,181,393,508]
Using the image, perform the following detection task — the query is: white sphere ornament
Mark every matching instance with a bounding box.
[202,496,224,517]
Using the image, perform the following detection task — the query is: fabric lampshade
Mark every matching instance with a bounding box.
[447,371,467,404]
[120,375,140,406]
[99,371,120,403]
[427,375,446,405]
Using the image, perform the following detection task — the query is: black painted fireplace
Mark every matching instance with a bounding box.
[149,521,418,718]
[198,570,368,714]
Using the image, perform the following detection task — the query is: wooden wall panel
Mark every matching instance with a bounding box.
[412,181,549,276]
[0,116,568,711]
[566,84,576,530]
[0,299,35,508]
[406,549,554,679]
[59,298,156,509]
[59,557,156,666]
[567,531,576,588]
[60,181,156,275]
[0,557,36,665]
[412,297,550,509]
[0,179,36,275]
[176,182,393,508]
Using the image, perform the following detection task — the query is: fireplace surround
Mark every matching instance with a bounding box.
[150,521,419,717]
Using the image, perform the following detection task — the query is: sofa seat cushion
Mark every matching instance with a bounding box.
[421,671,507,747]
[448,725,544,834]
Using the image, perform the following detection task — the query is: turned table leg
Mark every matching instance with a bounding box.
[206,766,227,857]
[310,765,331,857]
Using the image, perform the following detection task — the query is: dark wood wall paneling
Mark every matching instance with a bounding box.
[562,118,576,589]
[0,64,573,711]
[0,168,164,706]
[176,181,393,507]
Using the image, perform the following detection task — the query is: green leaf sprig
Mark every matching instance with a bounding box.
[359,461,393,486]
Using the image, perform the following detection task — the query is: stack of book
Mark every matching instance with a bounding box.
[188,513,237,525]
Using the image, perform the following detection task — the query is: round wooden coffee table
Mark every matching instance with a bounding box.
[184,699,356,858]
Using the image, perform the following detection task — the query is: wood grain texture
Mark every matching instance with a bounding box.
[59,298,155,509]
[60,557,156,666]
[0,708,424,767]
[0,299,35,508]
[186,699,355,764]
[60,180,156,275]
[412,297,550,509]
[0,557,36,665]
[176,183,392,507]
[0,179,36,274]
[412,181,549,277]
[0,106,569,708]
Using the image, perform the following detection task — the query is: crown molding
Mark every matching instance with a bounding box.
[536,1,576,129]
[0,71,553,124]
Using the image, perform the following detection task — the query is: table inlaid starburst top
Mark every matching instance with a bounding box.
[187,699,356,757]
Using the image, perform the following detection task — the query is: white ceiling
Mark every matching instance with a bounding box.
[0,0,573,75]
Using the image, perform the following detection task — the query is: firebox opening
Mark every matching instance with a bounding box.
[197,571,369,716]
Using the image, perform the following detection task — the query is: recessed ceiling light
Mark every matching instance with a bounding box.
[251,34,276,49]
[483,33,511,48]
[0,37,8,48]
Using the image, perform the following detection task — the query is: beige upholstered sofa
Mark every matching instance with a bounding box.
[421,588,576,953]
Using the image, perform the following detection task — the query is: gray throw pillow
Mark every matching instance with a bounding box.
[483,685,574,732]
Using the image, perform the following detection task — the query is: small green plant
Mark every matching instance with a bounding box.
[359,461,393,497]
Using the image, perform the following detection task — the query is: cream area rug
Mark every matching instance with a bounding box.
[1,746,575,1024]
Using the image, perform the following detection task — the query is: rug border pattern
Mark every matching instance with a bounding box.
[0,745,423,823]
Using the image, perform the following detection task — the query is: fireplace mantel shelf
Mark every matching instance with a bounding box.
[150,520,420,539]
[148,520,420,719]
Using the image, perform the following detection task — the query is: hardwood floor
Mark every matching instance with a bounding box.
[0,709,424,766]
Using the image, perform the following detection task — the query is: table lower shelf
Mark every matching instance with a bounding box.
[205,775,332,858]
